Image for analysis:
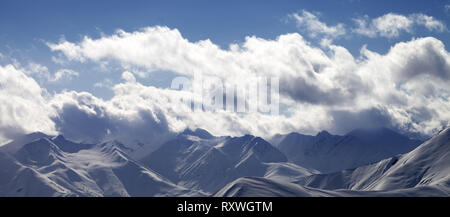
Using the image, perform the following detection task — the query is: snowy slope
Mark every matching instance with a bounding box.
[213,176,449,197]
[1,130,315,196]
[2,127,447,197]
[142,129,315,193]
[178,135,288,192]
[140,128,226,182]
[276,127,421,173]
[0,134,202,196]
[263,162,318,183]
[0,132,51,154]
[214,177,335,197]
[216,127,450,197]
[296,127,450,191]
[0,151,74,196]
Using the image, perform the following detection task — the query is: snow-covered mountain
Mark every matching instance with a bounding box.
[295,127,450,191]
[0,129,316,196]
[0,133,202,196]
[142,129,316,193]
[215,127,450,197]
[214,177,335,197]
[214,176,449,197]
[273,127,422,173]
[1,127,448,197]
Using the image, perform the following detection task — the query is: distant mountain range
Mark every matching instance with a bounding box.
[271,127,422,173]
[215,127,450,197]
[0,127,448,197]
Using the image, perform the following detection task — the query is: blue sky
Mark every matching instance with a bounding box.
[1,0,450,98]
[2,0,449,48]
[0,0,450,142]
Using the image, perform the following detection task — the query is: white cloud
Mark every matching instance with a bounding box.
[46,27,352,106]
[4,26,447,143]
[289,10,346,40]
[353,13,413,38]
[355,37,450,134]
[413,14,446,32]
[121,71,136,83]
[50,69,79,82]
[48,40,85,62]
[0,64,55,142]
[45,26,450,138]
[373,13,414,37]
[26,62,50,80]
[353,13,446,38]
[94,78,113,89]
[20,63,78,83]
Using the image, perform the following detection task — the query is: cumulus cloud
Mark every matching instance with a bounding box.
[46,27,361,107]
[49,90,173,146]
[0,25,447,145]
[288,10,346,44]
[353,13,446,38]
[353,14,413,38]
[0,64,55,142]
[45,26,450,138]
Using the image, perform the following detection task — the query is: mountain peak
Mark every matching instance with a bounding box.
[181,128,215,139]
[14,137,61,166]
[26,131,51,138]
[346,126,406,141]
[316,130,331,137]
[53,134,66,142]
[0,132,53,154]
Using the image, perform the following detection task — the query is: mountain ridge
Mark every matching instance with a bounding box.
[0,127,447,197]
[273,127,422,173]
[215,127,450,197]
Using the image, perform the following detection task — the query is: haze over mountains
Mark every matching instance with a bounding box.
[0,126,448,197]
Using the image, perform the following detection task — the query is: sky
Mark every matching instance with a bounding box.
[0,0,450,144]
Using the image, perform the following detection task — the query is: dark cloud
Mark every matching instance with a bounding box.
[52,103,112,143]
[52,99,173,145]
[109,108,173,145]
[0,125,27,142]
[279,74,366,106]
[328,107,395,134]
[393,38,450,82]
[408,106,435,123]
[280,76,345,105]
